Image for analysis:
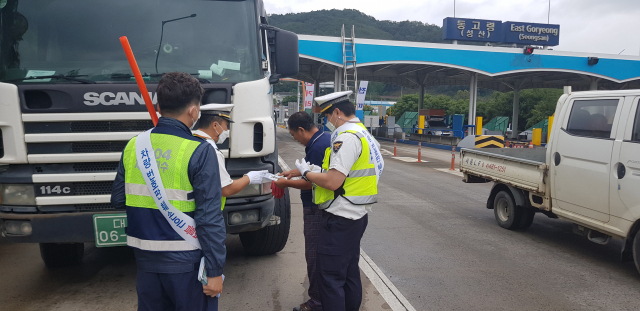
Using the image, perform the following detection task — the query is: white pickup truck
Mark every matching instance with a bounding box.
[460,90,640,274]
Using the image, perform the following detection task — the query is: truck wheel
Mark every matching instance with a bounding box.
[240,189,291,256]
[632,230,640,274]
[518,208,536,230]
[493,191,523,230]
[39,243,84,268]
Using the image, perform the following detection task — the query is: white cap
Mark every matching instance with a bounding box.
[200,103,234,122]
[314,91,353,112]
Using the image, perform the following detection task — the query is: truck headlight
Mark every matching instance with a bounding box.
[0,184,36,206]
[227,180,273,198]
[228,209,260,225]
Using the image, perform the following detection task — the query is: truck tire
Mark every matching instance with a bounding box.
[39,243,84,268]
[517,208,536,230]
[240,189,291,256]
[493,191,523,230]
[632,230,640,274]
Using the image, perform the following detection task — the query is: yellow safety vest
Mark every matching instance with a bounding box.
[124,134,199,212]
[313,123,378,209]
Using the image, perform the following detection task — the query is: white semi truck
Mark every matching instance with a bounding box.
[460,90,640,274]
[0,0,297,266]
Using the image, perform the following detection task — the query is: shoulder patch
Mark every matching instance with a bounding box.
[333,141,344,153]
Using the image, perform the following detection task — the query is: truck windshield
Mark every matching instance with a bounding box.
[0,0,261,84]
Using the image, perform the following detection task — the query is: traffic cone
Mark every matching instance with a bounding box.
[529,141,533,149]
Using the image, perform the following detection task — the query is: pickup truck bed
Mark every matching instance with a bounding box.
[460,148,548,195]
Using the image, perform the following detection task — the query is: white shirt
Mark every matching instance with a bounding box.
[324,118,380,220]
[192,130,233,188]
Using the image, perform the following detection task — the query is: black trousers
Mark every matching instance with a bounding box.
[137,269,218,311]
[316,211,368,311]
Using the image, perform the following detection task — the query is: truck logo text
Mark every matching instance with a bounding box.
[83,92,157,106]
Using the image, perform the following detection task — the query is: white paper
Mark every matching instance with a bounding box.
[198,257,225,298]
[218,60,240,71]
[25,70,56,82]
[198,70,213,79]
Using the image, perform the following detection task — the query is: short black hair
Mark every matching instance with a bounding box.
[323,101,356,117]
[156,72,204,115]
[196,114,227,130]
[288,112,315,131]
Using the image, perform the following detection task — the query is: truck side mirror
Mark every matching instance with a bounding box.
[262,25,299,82]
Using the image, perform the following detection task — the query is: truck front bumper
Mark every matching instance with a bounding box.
[0,194,275,243]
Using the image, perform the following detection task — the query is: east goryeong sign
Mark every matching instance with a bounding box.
[443,18,560,46]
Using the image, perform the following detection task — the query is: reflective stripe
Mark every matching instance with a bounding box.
[125,183,194,201]
[349,168,376,178]
[127,236,199,251]
[344,195,377,205]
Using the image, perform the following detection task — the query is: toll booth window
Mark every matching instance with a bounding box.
[566,99,619,139]
[631,102,640,142]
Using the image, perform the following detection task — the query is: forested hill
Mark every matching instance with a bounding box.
[268,9,445,43]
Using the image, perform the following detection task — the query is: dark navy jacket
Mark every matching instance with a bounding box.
[111,117,226,276]
[301,130,331,206]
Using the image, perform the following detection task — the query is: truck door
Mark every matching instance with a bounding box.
[609,96,640,223]
[551,97,624,223]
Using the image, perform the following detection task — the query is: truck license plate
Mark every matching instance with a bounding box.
[93,213,127,247]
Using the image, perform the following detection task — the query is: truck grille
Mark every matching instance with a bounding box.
[24,120,153,134]
[27,141,128,154]
[72,141,128,153]
[33,162,119,173]
[74,203,118,212]
[73,162,119,172]
[73,181,114,195]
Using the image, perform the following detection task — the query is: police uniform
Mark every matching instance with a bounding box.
[192,104,236,210]
[111,117,226,311]
[311,92,382,311]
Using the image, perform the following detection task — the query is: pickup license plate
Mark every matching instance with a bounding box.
[93,213,127,247]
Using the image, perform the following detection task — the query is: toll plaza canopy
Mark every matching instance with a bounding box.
[296,35,640,92]
[295,34,640,137]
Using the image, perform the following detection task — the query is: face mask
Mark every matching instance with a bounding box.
[189,107,201,130]
[326,113,337,132]
[214,123,230,144]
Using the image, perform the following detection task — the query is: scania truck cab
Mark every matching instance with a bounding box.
[0,0,298,266]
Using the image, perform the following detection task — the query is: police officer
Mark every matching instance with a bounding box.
[111,72,229,311]
[192,103,266,199]
[276,111,331,311]
[287,91,384,311]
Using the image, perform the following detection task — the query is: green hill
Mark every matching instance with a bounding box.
[268,9,445,43]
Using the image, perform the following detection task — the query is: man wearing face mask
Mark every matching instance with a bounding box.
[285,91,384,311]
[111,72,227,311]
[192,104,266,200]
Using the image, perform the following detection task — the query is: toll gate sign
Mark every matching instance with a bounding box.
[502,22,560,46]
[442,17,503,43]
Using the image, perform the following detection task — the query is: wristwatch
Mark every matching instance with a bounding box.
[302,170,310,181]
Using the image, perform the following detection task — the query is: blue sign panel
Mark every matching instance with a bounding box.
[502,21,560,46]
[442,17,503,43]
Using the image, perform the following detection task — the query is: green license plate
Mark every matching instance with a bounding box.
[93,213,128,247]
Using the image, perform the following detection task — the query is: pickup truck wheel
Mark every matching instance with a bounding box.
[39,243,84,268]
[240,189,291,256]
[632,230,640,274]
[493,191,523,230]
[518,209,536,230]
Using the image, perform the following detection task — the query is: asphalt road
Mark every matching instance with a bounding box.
[2,129,640,311]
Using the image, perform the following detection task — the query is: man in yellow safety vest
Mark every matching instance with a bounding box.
[284,91,384,311]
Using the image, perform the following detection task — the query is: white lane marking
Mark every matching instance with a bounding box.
[381,149,429,163]
[360,249,417,311]
[434,168,464,177]
[277,155,416,311]
[394,157,428,163]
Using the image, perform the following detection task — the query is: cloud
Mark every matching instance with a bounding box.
[264,0,640,56]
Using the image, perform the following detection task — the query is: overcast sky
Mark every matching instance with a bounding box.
[265,0,640,56]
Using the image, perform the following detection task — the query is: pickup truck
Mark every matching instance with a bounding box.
[460,90,640,274]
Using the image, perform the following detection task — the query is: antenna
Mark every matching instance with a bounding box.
[548,0,551,24]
